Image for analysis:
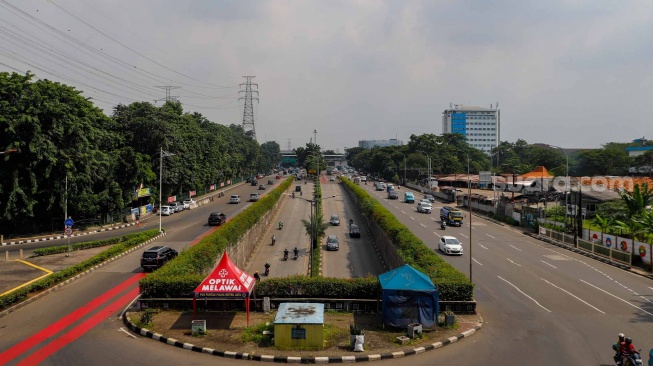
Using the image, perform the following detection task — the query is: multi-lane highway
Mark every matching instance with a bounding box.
[0,175,651,365]
[362,182,652,365]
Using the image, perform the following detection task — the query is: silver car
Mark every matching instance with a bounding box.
[330,214,340,226]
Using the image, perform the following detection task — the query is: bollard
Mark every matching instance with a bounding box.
[20,248,23,259]
[5,251,8,262]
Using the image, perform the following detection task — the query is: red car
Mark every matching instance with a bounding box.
[275,175,281,179]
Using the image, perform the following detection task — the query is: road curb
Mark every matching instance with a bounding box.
[0,232,166,319]
[121,312,483,363]
[1,222,139,246]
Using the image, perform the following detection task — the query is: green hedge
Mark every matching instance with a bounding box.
[32,236,125,256]
[257,275,378,298]
[341,177,474,301]
[139,178,295,298]
[0,229,160,310]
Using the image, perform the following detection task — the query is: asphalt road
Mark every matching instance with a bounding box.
[1,177,651,365]
[363,183,653,366]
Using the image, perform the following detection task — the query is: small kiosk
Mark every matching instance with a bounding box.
[274,303,324,349]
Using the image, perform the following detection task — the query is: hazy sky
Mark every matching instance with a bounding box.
[2,0,652,152]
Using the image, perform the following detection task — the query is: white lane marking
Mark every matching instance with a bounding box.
[486,234,495,239]
[410,216,415,221]
[580,279,653,317]
[540,260,557,269]
[420,223,426,228]
[433,231,441,238]
[650,287,653,291]
[401,211,406,215]
[498,276,551,312]
[478,243,488,250]
[541,278,605,314]
[460,234,468,239]
[473,258,483,266]
[507,258,521,267]
[509,245,522,252]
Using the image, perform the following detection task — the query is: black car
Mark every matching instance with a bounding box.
[295,185,302,192]
[140,246,178,271]
[251,179,258,186]
[208,212,227,226]
[349,224,361,238]
[387,191,399,199]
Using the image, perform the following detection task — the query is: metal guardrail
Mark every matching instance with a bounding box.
[538,227,631,267]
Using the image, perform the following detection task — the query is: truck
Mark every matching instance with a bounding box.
[440,206,463,226]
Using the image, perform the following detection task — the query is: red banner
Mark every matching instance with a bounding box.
[189,191,196,197]
[210,184,215,191]
[167,196,176,203]
[220,182,225,187]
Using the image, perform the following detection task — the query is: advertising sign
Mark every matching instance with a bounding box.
[136,187,151,198]
[167,195,176,203]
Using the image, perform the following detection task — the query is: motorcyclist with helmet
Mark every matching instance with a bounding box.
[620,337,641,366]
[613,333,626,364]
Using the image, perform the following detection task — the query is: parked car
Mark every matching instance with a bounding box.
[160,205,173,216]
[229,194,241,204]
[258,184,266,190]
[208,212,227,226]
[182,199,196,209]
[250,193,260,202]
[330,214,340,226]
[169,201,183,212]
[438,236,463,255]
[349,224,361,238]
[140,246,178,271]
[251,179,258,186]
[326,235,339,251]
[387,190,399,199]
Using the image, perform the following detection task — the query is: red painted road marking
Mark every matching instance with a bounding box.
[0,273,145,364]
[17,286,141,365]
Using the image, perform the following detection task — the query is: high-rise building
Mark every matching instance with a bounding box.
[358,139,403,149]
[442,105,499,154]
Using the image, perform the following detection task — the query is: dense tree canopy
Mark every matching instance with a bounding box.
[0,72,273,235]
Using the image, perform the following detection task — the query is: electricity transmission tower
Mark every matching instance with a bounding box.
[155,86,180,103]
[239,76,258,140]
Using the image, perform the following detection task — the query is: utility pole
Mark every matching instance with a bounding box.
[239,76,259,140]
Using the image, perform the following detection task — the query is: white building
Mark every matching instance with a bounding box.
[442,105,499,154]
[358,139,403,149]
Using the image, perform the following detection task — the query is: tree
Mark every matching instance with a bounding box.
[618,183,653,217]
[301,211,330,249]
[591,214,612,244]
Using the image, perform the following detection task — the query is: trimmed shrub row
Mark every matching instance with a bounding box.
[341,177,474,301]
[32,236,125,256]
[0,229,161,310]
[139,178,295,298]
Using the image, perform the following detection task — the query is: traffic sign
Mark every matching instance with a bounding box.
[64,227,73,236]
[64,218,74,227]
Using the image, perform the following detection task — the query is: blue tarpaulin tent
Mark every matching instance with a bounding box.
[378,264,438,328]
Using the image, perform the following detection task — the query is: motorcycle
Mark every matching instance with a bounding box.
[283,249,289,261]
[293,248,299,260]
[440,221,447,230]
[292,192,295,198]
[613,345,643,366]
[272,235,276,245]
[264,263,270,276]
[278,221,283,230]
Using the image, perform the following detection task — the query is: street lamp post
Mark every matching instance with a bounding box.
[398,152,407,185]
[418,150,432,190]
[459,150,473,283]
[549,145,569,225]
[159,147,176,233]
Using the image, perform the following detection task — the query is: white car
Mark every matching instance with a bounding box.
[160,206,173,216]
[182,199,195,209]
[229,195,241,204]
[438,236,463,255]
[417,201,432,214]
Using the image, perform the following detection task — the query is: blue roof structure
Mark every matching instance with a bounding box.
[378,264,436,291]
[275,303,324,324]
[625,146,653,151]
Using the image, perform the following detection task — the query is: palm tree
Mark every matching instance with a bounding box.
[619,183,653,217]
[301,211,330,249]
[634,210,653,244]
[591,214,612,244]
